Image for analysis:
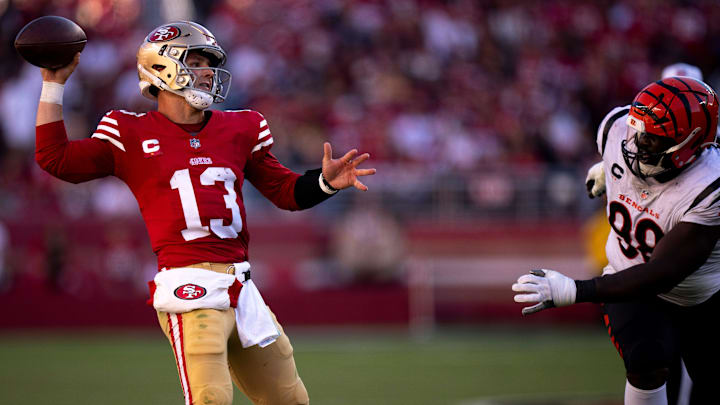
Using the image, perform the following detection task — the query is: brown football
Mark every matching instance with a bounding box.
[14,16,87,69]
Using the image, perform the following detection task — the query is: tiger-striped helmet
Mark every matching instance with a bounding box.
[622,77,719,178]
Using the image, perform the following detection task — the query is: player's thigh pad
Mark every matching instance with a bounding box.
[227,308,309,405]
[603,299,679,374]
[180,308,234,355]
[158,309,236,405]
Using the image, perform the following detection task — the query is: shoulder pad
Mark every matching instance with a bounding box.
[597,105,630,157]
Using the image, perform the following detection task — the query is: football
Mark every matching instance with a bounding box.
[14,16,87,69]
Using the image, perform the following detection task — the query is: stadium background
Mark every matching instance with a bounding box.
[0,0,718,404]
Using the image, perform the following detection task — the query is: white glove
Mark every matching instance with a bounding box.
[512,269,577,315]
[585,162,605,198]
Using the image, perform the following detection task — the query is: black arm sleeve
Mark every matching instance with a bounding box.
[293,168,335,209]
[575,263,682,303]
[575,222,720,303]
[575,279,599,303]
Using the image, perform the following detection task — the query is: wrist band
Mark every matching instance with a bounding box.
[40,81,65,105]
[318,173,339,194]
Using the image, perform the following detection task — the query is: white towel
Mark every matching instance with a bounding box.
[233,262,280,348]
[153,267,236,313]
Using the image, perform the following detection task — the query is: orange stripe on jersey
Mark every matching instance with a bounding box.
[604,313,624,358]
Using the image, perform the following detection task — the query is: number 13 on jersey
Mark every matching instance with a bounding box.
[170,167,243,241]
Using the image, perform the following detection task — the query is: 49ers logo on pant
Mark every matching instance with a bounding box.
[174,284,207,300]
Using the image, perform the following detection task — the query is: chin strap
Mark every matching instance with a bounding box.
[137,64,213,110]
[138,64,174,95]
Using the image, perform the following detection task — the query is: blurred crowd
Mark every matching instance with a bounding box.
[1,0,720,293]
[2,0,720,212]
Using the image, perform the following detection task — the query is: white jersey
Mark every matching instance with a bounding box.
[597,105,720,306]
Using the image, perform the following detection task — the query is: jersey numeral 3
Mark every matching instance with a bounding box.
[608,201,663,262]
[170,167,243,241]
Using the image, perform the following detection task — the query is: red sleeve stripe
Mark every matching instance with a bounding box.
[257,128,271,140]
[251,137,274,153]
[260,119,267,128]
[96,124,120,137]
[91,133,126,151]
[100,116,118,126]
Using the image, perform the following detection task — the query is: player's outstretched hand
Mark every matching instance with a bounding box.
[321,142,376,191]
[585,161,605,199]
[40,52,80,84]
[512,269,577,315]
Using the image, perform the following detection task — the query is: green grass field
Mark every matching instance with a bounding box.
[0,326,624,405]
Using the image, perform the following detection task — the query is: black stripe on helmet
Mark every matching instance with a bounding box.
[675,77,713,147]
[638,85,677,137]
[657,80,693,134]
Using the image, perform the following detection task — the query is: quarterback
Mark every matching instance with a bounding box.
[513,77,720,405]
[35,21,375,405]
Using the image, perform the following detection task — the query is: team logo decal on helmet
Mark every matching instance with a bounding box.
[174,283,207,300]
[622,77,719,179]
[148,26,181,42]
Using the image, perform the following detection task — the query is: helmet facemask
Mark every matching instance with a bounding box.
[621,127,687,179]
[167,47,231,109]
[139,46,232,110]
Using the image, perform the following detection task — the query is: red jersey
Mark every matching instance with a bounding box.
[36,109,301,268]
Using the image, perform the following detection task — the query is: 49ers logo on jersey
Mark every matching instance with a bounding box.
[148,26,180,42]
[174,283,207,300]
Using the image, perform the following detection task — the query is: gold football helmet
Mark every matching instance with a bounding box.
[137,21,231,109]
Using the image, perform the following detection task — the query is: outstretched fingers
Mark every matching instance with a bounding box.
[341,149,359,164]
[322,142,376,191]
[350,153,370,167]
[323,142,333,163]
[516,274,544,285]
[354,179,368,191]
[514,292,543,303]
[355,168,376,177]
[511,282,540,294]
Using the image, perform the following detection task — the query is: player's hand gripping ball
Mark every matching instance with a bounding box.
[14,16,86,69]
